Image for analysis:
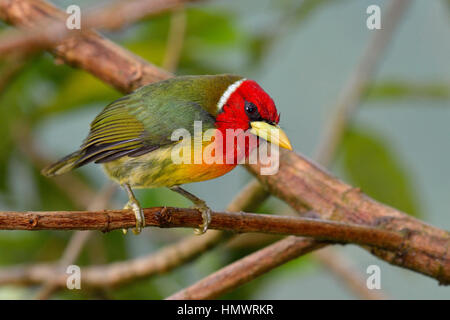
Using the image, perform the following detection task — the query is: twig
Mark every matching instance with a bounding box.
[162,7,186,72]
[11,122,116,298]
[0,0,172,93]
[307,0,411,299]
[0,0,200,58]
[34,183,117,299]
[314,0,410,165]
[314,248,388,300]
[0,231,226,287]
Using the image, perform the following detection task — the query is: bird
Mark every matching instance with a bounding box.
[42,74,292,235]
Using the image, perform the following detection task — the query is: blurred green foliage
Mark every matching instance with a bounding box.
[367,81,450,102]
[340,127,421,217]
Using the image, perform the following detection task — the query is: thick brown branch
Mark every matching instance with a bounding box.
[0,208,406,251]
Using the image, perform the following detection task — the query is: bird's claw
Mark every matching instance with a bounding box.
[193,205,212,235]
[169,186,211,235]
[122,200,145,235]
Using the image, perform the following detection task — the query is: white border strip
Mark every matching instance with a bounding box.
[217,78,246,111]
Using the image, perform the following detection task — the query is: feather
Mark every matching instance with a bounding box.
[43,75,242,175]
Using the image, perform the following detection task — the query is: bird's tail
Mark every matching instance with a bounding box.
[41,150,83,177]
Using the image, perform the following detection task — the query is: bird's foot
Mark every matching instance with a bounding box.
[122,200,145,235]
[192,201,212,235]
[169,186,211,235]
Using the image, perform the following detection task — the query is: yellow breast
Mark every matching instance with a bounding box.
[102,139,236,188]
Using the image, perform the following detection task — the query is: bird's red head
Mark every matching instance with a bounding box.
[213,79,291,164]
[215,79,280,132]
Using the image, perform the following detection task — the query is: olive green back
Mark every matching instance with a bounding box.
[74,74,243,166]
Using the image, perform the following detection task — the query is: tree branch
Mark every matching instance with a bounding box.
[0,0,200,58]
[0,162,263,289]
[313,248,388,300]
[314,0,410,165]
[34,184,117,299]
[162,6,186,72]
[0,208,407,251]
[0,0,171,93]
[167,236,325,299]
[247,149,450,284]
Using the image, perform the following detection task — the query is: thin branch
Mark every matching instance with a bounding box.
[162,7,187,72]
[0,0,200,58]
[0,0,172,93]
[167,237,326,299]
[0,231,227,287]
[34,183,117,300]
[0,207,411,288]
[313,248,388,300]
[305,0,411,298]
[0,208,407,251]
[314,0,411,165]
[0,176,265,289]
[11,123,120,297]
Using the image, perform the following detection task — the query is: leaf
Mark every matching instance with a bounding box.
[339,127,422,217]
[125,40,167,67]
[185,9,239,47]
[367,81,450,101]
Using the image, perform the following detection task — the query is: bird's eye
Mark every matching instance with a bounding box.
[245,101,257,114]
[244,101,263,122]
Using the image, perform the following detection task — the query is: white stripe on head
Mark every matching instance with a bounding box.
[217,78,246,111]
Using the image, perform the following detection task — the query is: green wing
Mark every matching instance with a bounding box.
[75,94,162,166]
[74,75,233,166]
[42,74,241,176]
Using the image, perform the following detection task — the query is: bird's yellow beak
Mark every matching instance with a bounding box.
[250,121,293,151]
